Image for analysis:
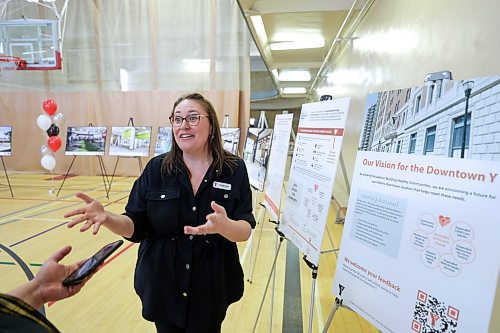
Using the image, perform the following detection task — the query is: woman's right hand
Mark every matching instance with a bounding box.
[64,192,108,235]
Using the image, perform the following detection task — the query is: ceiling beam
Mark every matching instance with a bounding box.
[251,0,367,14]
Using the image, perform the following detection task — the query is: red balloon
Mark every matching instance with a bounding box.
[47,136,62,152]
[43,99,57,116]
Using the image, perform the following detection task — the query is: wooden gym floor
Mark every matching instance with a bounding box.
[0,172,378,333]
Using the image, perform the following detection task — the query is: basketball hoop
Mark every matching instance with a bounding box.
[0,55,27,73]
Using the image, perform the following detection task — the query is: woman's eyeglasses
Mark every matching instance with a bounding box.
[169,114,209,127]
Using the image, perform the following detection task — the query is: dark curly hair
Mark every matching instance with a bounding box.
[161,93,238,177]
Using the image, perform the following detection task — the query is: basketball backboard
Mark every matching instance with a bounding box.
[0,18,61,70]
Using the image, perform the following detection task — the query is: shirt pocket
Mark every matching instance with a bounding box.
[146,188,181,233]
[210,187,240,218]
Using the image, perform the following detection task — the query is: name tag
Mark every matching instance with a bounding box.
[213,181,232,191]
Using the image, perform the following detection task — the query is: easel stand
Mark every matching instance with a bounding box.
[56,154,110,198]
[247,186,266,283]
[107,117,144,196]
[0,156,14,197]
[107,155,143,196]
[303,255,319,333]
[251,227,286,333]
[321,297,350,333]
[57,123,110,198]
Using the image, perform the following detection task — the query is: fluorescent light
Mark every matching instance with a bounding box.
[278,70,311,82]
[270,39,325,51]
[250,15,268,45]
[182,59,210,72]
[283,87,306,94]
[271,69,278,79]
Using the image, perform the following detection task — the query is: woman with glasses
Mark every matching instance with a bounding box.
[64,93,256,333]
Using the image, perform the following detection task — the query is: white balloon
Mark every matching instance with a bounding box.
[52,113,65,125]
[41,155,56,171]
[40,144,50,156]
[37,114,52,131]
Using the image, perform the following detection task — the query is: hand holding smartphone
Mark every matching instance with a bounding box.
[62,240,124,286]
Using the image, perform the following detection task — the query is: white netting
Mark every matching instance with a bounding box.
[0,57,20,72]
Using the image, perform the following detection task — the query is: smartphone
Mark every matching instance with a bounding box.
[62,240,124,286]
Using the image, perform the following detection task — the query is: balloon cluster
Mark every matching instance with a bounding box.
[36,99,64,171]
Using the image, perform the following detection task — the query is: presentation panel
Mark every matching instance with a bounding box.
[221,127,240,155]
[243,128,273,191]
[65,126,107,156]
[263,114,293,221]
[109,126,152,157]
[333,74,500,333]
[279,98,350,265]
[333,151,499,333]
[154,126,172,156]
[0,126,12,156]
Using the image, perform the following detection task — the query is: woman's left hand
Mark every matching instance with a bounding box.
[184,201,229,236]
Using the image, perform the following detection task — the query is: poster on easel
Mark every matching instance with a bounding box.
[262,113,293,221]
[0,126,12,156]
[220,127,240,155]
[154,126,172,156]
[65,126,107,156]
[109,126,152,157]
[279,97,350,265]
[243,127,273,191]
[332,151,499,333]
[332,75,500,333]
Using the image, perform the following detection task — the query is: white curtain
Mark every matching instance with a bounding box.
[0,0,251,175]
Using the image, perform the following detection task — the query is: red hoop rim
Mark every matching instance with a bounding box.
[0,55,27,70]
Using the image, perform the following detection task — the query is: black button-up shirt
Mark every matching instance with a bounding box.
[123,154,256,330]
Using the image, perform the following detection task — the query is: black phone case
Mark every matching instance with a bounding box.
[62,240,124,286]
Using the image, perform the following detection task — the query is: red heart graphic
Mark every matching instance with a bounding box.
[314,184,319,192]
[438,215,450,227]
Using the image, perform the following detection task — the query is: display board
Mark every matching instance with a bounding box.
[0,126,12,156]
[221,127,241,155]
[109,126,152,157]
[65,126,107,156]
[154,127,173,156]
[243,128,273,191]
[263,114,294,221]
[279,98,350,265]
[332,151,499,333]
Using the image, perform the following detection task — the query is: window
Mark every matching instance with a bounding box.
[436,80,443,99]
[415,95,421,113]
[424,126,436,155]
[396,140,402,153]
[408,133,417,154]
[405,89,411,102]
[428,85,434,105]
[451,114,471,157]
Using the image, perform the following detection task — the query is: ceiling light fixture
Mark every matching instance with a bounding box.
[250,15,268,45]
[283,87,306,94]
[270,39,325,51]
[278,70,311,82]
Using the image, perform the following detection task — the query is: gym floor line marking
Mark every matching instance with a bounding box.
[0,193,128,227]
[7,194,130,247]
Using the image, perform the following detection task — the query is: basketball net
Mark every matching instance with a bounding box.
[0,55,24,73]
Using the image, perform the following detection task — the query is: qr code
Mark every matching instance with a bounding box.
[411,290,459,333]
